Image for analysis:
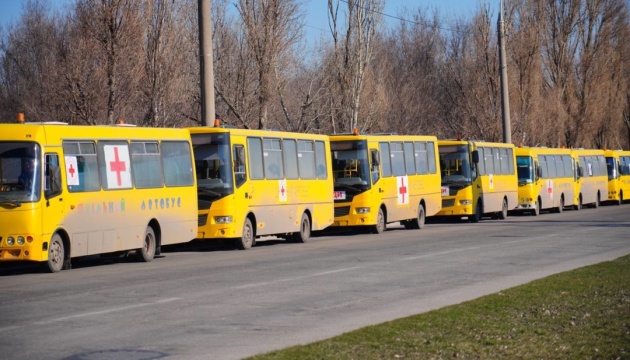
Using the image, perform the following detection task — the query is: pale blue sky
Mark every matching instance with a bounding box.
[1,1,496,32]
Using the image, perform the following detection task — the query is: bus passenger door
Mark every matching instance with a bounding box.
[42,152,65,251]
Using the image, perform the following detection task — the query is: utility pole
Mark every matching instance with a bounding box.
[199,0,215,126]
[498,0,512,144]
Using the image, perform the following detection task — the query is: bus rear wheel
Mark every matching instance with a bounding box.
[407,204,426,230]
[136,226,156,262]
[291,213,311,243]
[574,195,582,210]
[236,218,254,250]
[371,208,386,234]
[556,197,564,213]
[498,198,508,220]
[46,233,65,273]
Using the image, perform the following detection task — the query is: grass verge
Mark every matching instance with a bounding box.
[248,255,630,359]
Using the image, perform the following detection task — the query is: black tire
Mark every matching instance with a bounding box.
[46,233,65,273]
[532,199,541,216]
[619,191,624,205]
[236,217,254,250]
[593,193,600,208]
[371,208,386,234]
[136,226,156,262]
[574,195,582,211]
[470,202,482,223]
[498,198,508,220]
[556,196,564,213]
[291,213,311,243]
[408,204,426,230]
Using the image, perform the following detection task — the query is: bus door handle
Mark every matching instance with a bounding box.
[245,192,249,199]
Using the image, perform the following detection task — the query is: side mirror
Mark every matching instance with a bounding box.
[472,150,479,164]
[577,166,583,178]
[536,165,542,178]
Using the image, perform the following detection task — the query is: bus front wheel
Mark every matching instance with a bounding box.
[574,195,582,211]
[236,218,254,250]
[291,213,311,243]
[532,199,541,216]
[470,202,482,223]
[46,233,65,273]
[371,208,386,234]
[136,226,156,262]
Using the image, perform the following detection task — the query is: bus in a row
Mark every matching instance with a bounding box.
[437,139,517,222]
[513,146,608,215]
[605,149,630,205]
[0,123,198,272]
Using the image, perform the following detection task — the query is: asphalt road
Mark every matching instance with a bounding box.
[1,205,629,360]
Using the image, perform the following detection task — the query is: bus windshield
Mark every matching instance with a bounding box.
[439,145,473,187]
[0,142,41,205]
[517,156,534,185]
[331,140,371,193]
[191,133,234,201]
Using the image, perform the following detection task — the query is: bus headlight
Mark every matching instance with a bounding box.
[7,236,15,246]
[17,236,25,245]
[356,207,370,214]
[214,216,233,224]
[459,200,472,205]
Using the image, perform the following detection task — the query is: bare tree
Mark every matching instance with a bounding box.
[73,0,143,124]
[327,0,383,133]
[236,0,303,130]
[0,0,66,123]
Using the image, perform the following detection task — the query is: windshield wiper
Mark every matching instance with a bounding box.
[0,201,22,208]
[198,188,222,197]
[334,183,364,192]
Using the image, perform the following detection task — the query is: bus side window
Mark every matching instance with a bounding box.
[234,145,246,187]
[44,153,62,199]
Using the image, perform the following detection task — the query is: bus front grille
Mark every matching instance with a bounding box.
[198,214,208,226]
[442,199,455,208]
[334,206,350,217]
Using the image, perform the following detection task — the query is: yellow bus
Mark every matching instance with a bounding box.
[604,149,630,205]
[437,140,517,222]
[571,149,607,209]
[514,146,576,215]
[328,133,441,234]
[189,126,334,249]
[0,123,197,272]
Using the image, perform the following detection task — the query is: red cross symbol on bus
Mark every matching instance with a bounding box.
[68,164,76,179]
[109,147,127,186]
[399,177,407,203]
[547,184,553,197]
[280,185,285,196]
